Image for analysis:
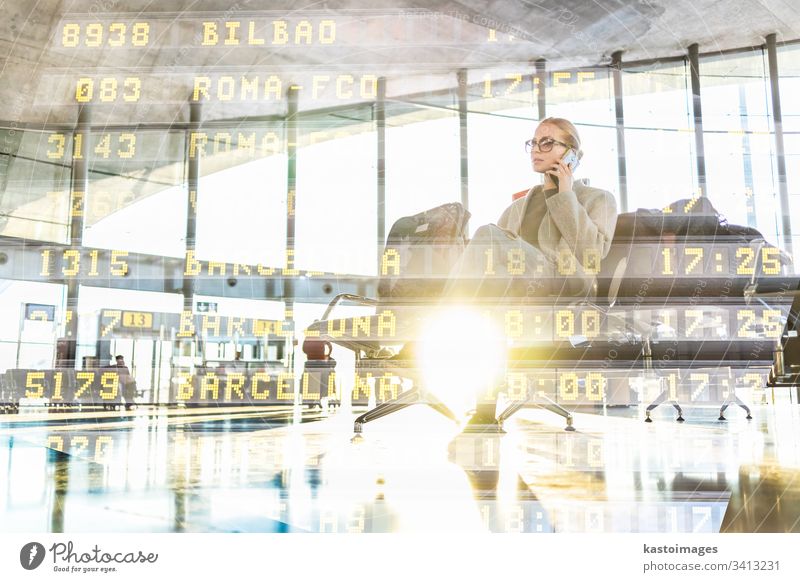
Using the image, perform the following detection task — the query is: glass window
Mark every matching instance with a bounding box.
[701,50,783,247]
[779,44,800,134]
[779,43,800,266]
[546,68,619,209]
[0,280,65,372]
[467,109,536,232]
[466,68,538,233]
[195,126,287,268]
[384,101,461,237]
[74,287,183,396]
[192,295,287,363]
[295,111,377,276]
[0,130,71,244]
[83,130,187,257]
[621,61,698,210]
[75,286,182,342]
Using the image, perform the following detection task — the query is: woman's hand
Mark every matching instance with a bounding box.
[546,158,574,193]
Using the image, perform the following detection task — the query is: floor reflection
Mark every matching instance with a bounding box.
[1,401,799,533]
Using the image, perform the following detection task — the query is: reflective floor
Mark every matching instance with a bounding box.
[1,398,799,533]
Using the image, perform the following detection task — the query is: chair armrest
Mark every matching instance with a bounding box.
[743,239,768,303]
[320,293,379,320]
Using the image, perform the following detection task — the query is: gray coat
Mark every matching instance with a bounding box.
[497,179,619,271]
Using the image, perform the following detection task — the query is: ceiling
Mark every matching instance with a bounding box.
[0,0,798,125]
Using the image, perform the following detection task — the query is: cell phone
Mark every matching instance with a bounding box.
[550,149,579,189]
[562,148,580,172]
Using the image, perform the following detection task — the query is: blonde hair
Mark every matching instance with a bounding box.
[539,117,583,160]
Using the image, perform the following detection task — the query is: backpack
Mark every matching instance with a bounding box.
[599,197,790,298]
[612,197,723,240]
[378,202,471,299]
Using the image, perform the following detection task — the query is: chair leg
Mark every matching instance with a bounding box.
[425,393,459,423]
[353,387,422,434]
[737,396,753,420]
[537,393,576,431]
[496,398,527,426]
[496,391,575,432]
[642,340,688,423]
[645,390,684,422]
[353,387,458,434]
[719,395,752,421]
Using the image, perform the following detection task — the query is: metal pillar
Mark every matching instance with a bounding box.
[688,44,707,197]
[285,87,298,327]
[376,77,386,266]
[612,51,629,212]
[183,102,201,312]
[535,58,547,119]
[457,69,470,216]
[738,85,757,227]
[60,105,90,368]
[765,33,793,253]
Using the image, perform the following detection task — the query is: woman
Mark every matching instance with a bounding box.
[498,117,618,284]
[458,118,619,427]
[449,117,618,299]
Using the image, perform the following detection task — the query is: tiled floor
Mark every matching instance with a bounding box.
[1,399,799,533]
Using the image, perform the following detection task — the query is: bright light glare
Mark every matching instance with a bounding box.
[418,307,507,420]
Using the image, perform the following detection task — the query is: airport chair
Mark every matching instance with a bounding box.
[494,256,629,431]
[304,203,472,433]
[304,197,684,435]
[306,199,798,433]
[494,206,796,426]
[635,237,795,422]
[305,249,632,434]
[304,293,460,434]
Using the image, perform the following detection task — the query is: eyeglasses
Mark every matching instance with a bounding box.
[524,137,571,153]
